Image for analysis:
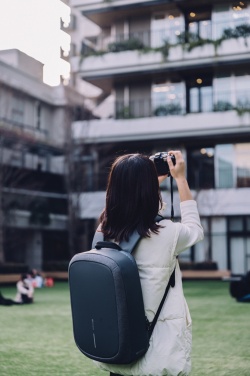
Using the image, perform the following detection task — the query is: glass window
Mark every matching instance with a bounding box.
[201,86,213,112]
[235,143,250,187]
[151,12,184,47]
[231,2,250,28]
[188,21,199,35]
[215,143,250,188]
[188,78,213,113]
[187,9,212,39]
[12,96,24,124]
[200,20,212,39]
[187,147,215,189]
[152,82,185,116]
[188,19,212,39]
[212,3,250,39]
[215,144,234,188]
[213,75,232,110]
[229,217,244,231]
[36,101,41,129]
[212,4,230,39]
[190,87,199,112]
[235,74,250,106]
[247,217,250,231]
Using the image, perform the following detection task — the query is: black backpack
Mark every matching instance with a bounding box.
[68,230,175,365]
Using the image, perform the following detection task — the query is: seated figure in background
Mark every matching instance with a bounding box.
[14,273,34,304]
[30,269,44,288]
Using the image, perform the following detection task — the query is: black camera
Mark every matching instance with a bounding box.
[150,152,176,176]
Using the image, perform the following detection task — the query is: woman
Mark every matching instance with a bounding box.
[95,151,204,376]
[14,273,34,304]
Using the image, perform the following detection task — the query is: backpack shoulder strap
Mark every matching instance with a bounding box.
[119,231,140,253]
[92,230,104,249]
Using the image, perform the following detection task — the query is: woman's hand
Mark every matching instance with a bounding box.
[158,150,185,184]
[167,151,193,202]
[166,150,186,180]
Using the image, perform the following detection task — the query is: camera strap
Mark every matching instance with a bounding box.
[170,175,174,221]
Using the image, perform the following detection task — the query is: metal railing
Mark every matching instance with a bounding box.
[86,18,250,54]
[0,117,48,138]
[114,90,250,119]
[76,165,250,192]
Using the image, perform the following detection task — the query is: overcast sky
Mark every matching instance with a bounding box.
[0,0,71,85]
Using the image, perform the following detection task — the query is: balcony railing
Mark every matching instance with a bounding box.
[76,164,250,192]
[83,20,250,56]
[0,117,48,138]
[3,189,68,216]
[114,90,250,119]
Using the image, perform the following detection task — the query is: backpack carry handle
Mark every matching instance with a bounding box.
[92,230,140,254]
[92,215,165,253]
[95,241,122,251]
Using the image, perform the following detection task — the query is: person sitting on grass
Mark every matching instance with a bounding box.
[30,269,44,288]
[14,273,34,304]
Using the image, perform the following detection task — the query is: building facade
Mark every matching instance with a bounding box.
[0,49,86,271]
[70,0,250,274]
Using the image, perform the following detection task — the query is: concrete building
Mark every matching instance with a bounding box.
[70,0,250,274]
[0,49,86,271]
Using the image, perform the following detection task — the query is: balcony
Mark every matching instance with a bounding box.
[0,117,48,139]
[71,0,162,17]
[72,109,250,144]
[114,89,250,119]
[74,33,250,85]
[78,187,250,219]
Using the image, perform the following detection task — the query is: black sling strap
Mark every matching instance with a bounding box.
[148,267,175,338]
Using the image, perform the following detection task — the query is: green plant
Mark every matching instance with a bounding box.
[222,23,250,40]
[189,38,214,52]
[177,23,250,55]
[214,100,234,112]
[116,106,132,119]
[177,31,200,44]
[154,102,182,116]
[108,38,145,53]
[81,22,250,65]
[157,39,171,59]
[235,100,250,116]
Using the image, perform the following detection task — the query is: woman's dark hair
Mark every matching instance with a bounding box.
[99,154,163,242]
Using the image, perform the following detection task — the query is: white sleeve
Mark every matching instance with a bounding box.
[174,200,204,256]
[16,281,29,295]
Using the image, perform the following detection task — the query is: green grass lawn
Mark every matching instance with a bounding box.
[0,281,249,376]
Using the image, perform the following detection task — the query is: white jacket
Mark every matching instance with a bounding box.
[14,279,34,303]
[96,200,204,376]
